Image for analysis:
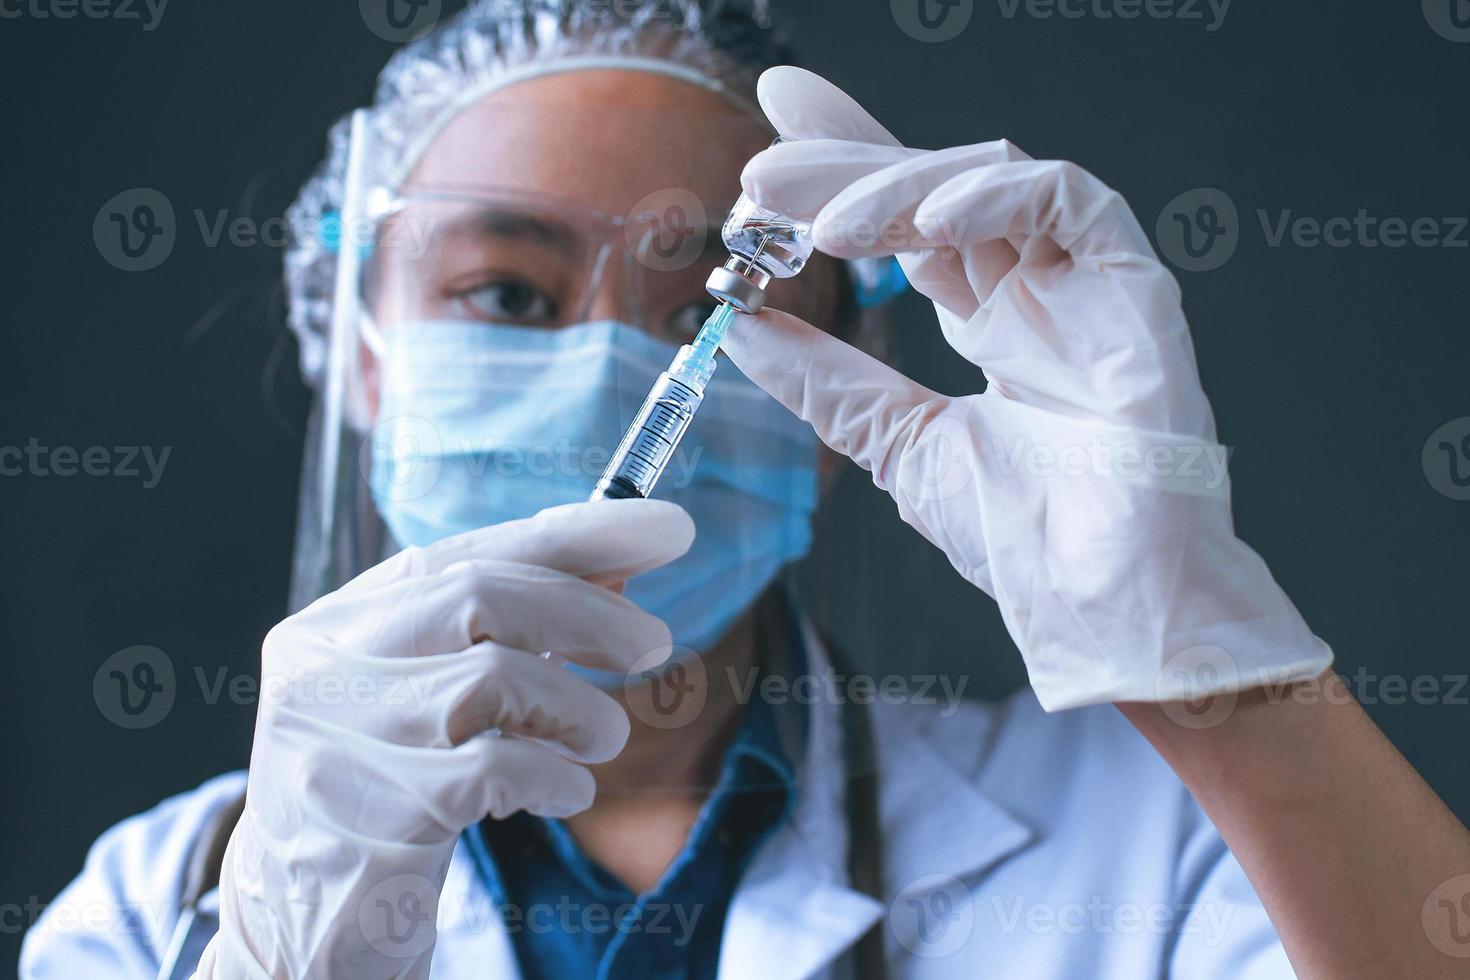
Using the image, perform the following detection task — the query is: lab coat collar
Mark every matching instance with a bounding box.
[715,619,1037,979]
[435,618,1038,980]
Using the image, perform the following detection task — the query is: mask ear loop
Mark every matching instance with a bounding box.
[354,250,385,367]
[572,238,617,326]
[621,208,711,337]
[319,198,391,422]
[353,187,407,363]
[617,247,646,331]
[607,206,650,331]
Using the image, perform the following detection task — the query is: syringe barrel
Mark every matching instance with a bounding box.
[590,371,705,501]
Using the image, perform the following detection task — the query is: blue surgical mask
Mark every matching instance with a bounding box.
[368,320,818,675]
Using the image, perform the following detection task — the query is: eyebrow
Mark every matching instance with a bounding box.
[433,205,583,255]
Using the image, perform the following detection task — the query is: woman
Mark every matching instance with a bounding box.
[23,2,1470,978]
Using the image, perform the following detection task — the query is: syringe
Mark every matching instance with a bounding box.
[588,300,738,501]
[589,139,815,503]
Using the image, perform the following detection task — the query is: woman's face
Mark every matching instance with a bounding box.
[370,68,844,341]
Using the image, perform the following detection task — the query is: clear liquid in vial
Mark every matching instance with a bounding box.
[721,199,815,279]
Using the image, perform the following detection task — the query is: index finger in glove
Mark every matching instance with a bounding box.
[905,159,1158,262]
[821,156,1155,265]
[437,641,634,761]
[720,307,945,494]
[326,559,673,671]
[742,138,1027,233]
[720,307,986,582]
[743,138,1030,320]
[339,498,695,598]
[264,636,635,762]
[756,66,904,145]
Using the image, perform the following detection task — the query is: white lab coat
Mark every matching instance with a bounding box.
[22,625,1296,978]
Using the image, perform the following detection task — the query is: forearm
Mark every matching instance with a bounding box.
[1119,670,1470,979]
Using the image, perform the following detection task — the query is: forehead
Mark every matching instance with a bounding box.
[402,68,773,218]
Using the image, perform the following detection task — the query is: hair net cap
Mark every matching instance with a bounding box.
[284,0,790,387]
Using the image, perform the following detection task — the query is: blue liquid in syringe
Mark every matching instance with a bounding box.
[588,303,738,501]
[685,302,737,378]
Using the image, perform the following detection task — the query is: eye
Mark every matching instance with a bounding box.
[666,299,721,340]
[455,278,558,325]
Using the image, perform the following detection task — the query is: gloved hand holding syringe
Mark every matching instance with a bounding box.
[590,139,813,502]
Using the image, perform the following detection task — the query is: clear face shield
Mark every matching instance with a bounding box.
[291,94,937,804]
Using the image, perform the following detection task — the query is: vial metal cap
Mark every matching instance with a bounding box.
[705,262,771,315]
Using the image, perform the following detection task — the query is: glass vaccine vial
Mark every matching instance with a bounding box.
[704,138,815,315]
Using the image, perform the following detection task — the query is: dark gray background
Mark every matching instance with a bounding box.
[2,0,1467,971]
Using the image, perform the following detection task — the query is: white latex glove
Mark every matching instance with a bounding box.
[724,67,1332,710]
[193,499,692,980]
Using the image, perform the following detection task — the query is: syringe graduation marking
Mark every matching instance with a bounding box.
[589,234,771,502]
